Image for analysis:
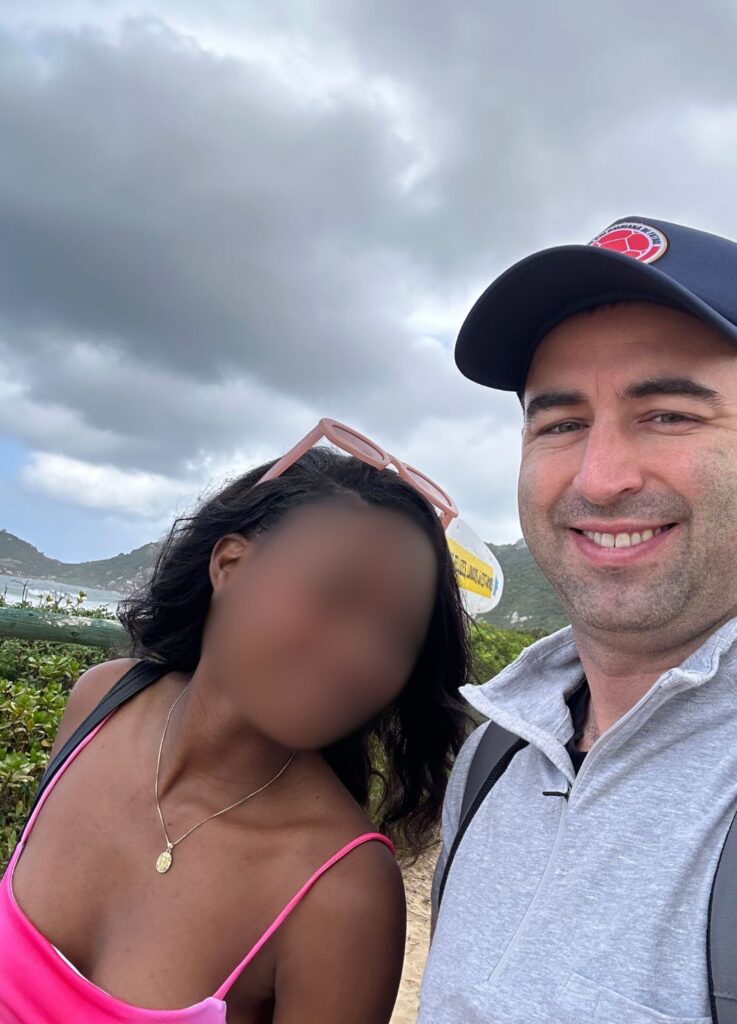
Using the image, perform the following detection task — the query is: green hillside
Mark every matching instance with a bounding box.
[483,540,569,634]
[1,529,569,632]
[0,530,159,593]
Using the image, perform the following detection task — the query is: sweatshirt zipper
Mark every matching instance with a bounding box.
[486,795,569,983]
[566,678,668,802]
[487,680,670,981]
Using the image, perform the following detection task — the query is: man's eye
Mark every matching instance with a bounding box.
[650,412,693,425]
[540,420,582,435]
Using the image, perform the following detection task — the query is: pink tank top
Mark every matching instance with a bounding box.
[0,715,394,1023]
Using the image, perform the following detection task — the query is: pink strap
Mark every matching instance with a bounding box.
[213,831,395,998]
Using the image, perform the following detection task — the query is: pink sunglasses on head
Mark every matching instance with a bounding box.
[257,418,459,531]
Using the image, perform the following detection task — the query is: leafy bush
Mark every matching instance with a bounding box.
[0,595,109,867]
[0,675,70,865]
[469,620,538,682]
[0,638,103,688]
[0,643,110,868]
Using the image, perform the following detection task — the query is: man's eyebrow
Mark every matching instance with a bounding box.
[524,377,724,422]
[622,376,724,404]
[524,390,586,422]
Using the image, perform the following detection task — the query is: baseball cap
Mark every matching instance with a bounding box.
[455,216,737,393]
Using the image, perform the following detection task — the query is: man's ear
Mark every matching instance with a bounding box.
[209,534,252,592]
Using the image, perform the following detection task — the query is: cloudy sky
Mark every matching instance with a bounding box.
[3,0,737,562]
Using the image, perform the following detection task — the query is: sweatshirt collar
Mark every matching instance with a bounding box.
[461,617,737,779]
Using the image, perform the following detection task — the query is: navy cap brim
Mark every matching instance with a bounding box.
[455,243,737,392]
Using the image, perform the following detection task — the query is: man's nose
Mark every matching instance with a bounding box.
[572,423,645,505]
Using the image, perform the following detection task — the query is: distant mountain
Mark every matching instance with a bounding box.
[1,528,569,632]
[0,530,159,593]
[482,539,569,634]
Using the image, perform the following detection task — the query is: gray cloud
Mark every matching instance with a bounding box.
[3,3,737,546]
[0,20,421,392]
[323,0,737,277]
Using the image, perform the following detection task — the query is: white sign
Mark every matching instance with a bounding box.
[446,518,504,616]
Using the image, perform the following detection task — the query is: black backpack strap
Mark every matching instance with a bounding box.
[27,659,169,822]
[709,804,737,1023]
[436,721,527,911]
[434,716,736,1024]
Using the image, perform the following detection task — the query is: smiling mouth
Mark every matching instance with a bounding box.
[572,524,677,549]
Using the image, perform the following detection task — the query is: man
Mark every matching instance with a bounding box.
[419,217,737,1024]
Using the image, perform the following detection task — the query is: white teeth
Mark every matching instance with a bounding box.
[581,526,669,548]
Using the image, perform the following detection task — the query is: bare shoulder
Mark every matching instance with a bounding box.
[272,835,406,1024]
[285,766,405,937]
[292,775,405,927]
[49,658,140,758]
[308,833,404,914]
[296,834,406,964]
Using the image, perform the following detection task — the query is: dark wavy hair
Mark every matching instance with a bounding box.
[120,448,472,857]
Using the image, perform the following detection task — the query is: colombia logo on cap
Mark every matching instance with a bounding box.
[589,221,668,264]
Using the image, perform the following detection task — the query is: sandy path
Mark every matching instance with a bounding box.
[390,848,436,1024]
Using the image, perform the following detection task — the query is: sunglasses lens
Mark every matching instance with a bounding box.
[331,425,385,462]
[403,467,451,508]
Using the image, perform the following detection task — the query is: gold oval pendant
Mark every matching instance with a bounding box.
[156,849,173,873]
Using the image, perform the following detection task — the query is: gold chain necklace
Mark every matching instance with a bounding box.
[154,686,295,874]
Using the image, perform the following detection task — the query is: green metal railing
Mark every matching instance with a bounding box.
[0,607,126,649]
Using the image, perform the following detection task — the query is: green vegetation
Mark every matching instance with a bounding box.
[0,586,116,619]
[0,529,158,592]
[483,540,569,634]
[0,635,107,867]
[0,594,115,864]
[2,529,571,633]
[0,596,540,869]
[469,619,539,681]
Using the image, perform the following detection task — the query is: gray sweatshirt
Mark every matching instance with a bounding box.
[418,619,737,1024]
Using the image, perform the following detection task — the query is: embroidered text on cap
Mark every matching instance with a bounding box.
[589,221,669,264]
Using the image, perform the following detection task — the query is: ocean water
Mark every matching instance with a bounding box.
[0,574,123,612]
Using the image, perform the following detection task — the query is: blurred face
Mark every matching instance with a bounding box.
[204,498,437,748]
[519,303,737,640]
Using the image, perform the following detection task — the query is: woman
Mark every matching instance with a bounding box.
[0,426,471,1023]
